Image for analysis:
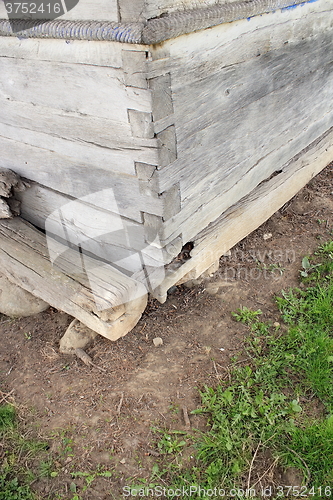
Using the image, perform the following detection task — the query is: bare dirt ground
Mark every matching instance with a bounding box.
[0,164,332,499]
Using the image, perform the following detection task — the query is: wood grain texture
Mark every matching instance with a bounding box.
[153,128,333,301]
[0,218,148,339]
[0,167,25,197]
[0,121,155,177]
[17,182,169,274]
[0,198,11,219]
[0,57,151,123]
[123,49,148,88]
[0,99,158,170]
[0,37,126,67]
[151,12,333,243]
[147,0,332,75]
[119,0,269,22]
[0,137,163,222]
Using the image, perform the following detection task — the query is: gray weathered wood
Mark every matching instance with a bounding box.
[0,137,163,222]
[152,24,333,243]
[153,127,333,301]
[0,99,159,171]
[0,37,125,68]
[123,49,148,89]
[0,122,156,177]
[0,198,11,219]
[0,57,151,124]
[0,167,25,197]
[0,218,147,339]
[150,74,174,122]
[118,0,258,22]
[128,110,154,139]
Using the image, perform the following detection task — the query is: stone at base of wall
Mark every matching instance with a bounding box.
[0,273,49,317]
[60,319,98,354]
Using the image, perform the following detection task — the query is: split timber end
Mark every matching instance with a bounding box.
[0,217,148,341]
[153,127,333,302]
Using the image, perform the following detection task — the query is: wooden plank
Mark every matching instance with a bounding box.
[15,182,171,275]
[153,28,333,242]
[160,111,333,244]
[0,122,154,177]
[57,0,119,21]
[0,136,164,222]
[0,218,148,339]
[173,35,333,144]
[149,1,333,78]
[0,57,151,123]
[0,99,158,161]
[153,127,333,301]
[158,29,333,187]
[0,37,124,68]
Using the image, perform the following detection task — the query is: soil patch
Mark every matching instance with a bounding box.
[0,164,332,499]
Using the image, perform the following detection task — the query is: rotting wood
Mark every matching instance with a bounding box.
[153,127,333,301]
[0,168,26,197]
[0,218,148,340]
[0,168,27,219]
[0,199,11,219]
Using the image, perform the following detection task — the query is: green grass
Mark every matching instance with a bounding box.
[0,403,52,500]
[0,406,115,500]
[139,241,333,499]
[1,241,333,499]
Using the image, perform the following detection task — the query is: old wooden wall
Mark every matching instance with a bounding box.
[0,37,168,278]
[148,0,333,247]
[119,0,238,22]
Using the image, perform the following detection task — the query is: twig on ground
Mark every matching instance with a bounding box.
[250,457,279,490]
[213,360,221,380]
[75,348,106,372]
[0,388,14,405]
[247,440,262,491]
[285,446,311,485]
[117,393,124,415]
[182,406,191,429]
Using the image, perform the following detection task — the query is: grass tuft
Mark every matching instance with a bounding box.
[142,240,333,499]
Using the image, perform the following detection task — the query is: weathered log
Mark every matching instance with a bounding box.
[0,217,148,340]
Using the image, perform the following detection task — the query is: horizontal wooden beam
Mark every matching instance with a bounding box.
[0,218,147,340]
[153,126,333,301]
[0,0,316,44]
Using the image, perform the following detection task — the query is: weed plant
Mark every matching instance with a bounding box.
[146,241,333,499]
